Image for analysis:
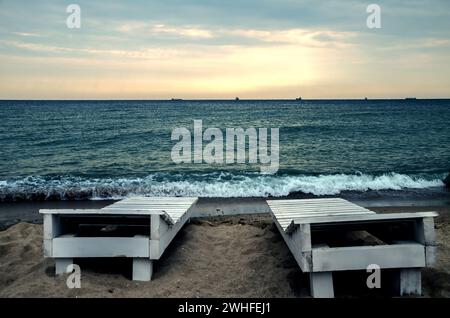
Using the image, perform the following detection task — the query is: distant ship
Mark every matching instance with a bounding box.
[405,97,417,100]
[364,97,368,101]
[295,97,302,101]
[235,97,240,101]
[171,98,183,101]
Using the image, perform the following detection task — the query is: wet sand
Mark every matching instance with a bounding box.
[0,206,449,298]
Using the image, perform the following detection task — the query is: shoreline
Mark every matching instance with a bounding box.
[1,195,450,231]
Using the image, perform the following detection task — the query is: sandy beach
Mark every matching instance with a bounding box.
[0,205,448,298]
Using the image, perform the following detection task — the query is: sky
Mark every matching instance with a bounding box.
[0,0,450,99]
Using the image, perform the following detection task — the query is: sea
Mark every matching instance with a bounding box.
[0,99,449,204]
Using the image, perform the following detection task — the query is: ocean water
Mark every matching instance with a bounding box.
[0,99,449,201]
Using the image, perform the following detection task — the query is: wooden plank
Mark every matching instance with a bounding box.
[118,204,194,208]
[52,236,150,258]
[106,205,191,209]
[311,243,425,272]
[150,207,192,260]
[274,211,373,219]
[270,208,373,215]
[114,199,197,202]
[40,200,198,222]
[267,199,373,222]
[272,217,311,272]
[269,204,359,209]
[40,208,161,215]
[55,258,73,275]
[121,199,197,201]
[425,246,437,267]
[268,202,363,208]
[270,206,366,212]
[151,214,163,240]
[414,217,436,246]
[292,212,438,226]
[394,268,422,296]
[269,203,363,208]
[270,208,372,213]
[267,198,346,204]
[309,272,334,298]
[109,202,196,205]
[132,258,153,281]
[299,224,311,252]
[101,197,199,225]
[43,239,52,257]
[280,212,375,233]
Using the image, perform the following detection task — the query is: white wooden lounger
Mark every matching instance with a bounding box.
[267,198,438,298]
[40,197,198,281]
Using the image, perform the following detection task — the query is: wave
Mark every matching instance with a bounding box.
[0,172,445,201]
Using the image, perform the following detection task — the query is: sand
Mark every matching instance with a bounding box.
[0,206,449,298]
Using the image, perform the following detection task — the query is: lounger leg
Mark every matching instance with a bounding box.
[310,272,334,298]
[394,268,422,296]
[132,258,153,281]
[55,258,73,275]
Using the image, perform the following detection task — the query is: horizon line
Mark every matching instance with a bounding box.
[1,97,450,102]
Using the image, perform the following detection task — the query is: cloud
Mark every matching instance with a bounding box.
[117,22,214,39]
[114,21,357,48]
[1,23,358,60]
[12,32,41,37]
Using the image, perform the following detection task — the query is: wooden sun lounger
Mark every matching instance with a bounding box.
[267,198,438,298]
[40,197,198,281]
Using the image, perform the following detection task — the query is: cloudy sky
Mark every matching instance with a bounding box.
[0,0,449,99]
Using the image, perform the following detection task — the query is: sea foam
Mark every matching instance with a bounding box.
[0,172,444,201]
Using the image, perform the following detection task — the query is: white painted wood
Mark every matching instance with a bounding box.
[43,214,63,239]
[43,214,62,257]
[270,208,370,214]
[299,224,311,252]
[273,217,311,272]
[309,272,334,298]
[425,246,437,267]
[151,214,162,240]
[41,197,198,279]
[44,239,52,257]
[396,268,422,296]
[292,212,438,226]
[268,198,347,204]
[267,198,437,298]
[150,208,192,259]
[52,236,150,258]
[414,217,436,245]
[268,198,375,232]
[40,208,159,215]
[55,258,73,275]
[311,243,425,272]
[273,212,374,219]
[102,197,198,225]
[268,201,369,207]
[40,197,198,226]
[132,258,153,281]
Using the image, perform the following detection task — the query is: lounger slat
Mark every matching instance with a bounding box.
[268,201,355,206]
[102,197,198,225]
[275,212,374,221]
[293,212,439,226]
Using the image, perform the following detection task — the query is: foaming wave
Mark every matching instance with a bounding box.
[0,172,444,201]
